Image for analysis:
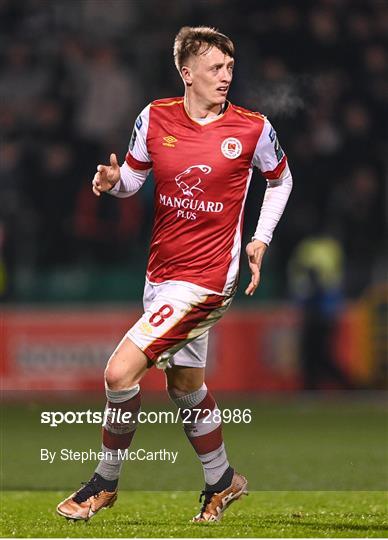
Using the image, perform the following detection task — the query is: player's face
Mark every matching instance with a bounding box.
[183,46,234,108]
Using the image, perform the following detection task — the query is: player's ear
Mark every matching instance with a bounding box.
[181,66,193,86]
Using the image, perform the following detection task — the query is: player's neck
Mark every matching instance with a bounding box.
[184,94,225,120]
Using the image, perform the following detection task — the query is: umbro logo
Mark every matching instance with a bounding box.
[163,135,177,148]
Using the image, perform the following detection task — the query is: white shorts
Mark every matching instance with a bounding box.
[127,280,233,368]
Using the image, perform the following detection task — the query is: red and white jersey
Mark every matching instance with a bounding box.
[126,97,287,295]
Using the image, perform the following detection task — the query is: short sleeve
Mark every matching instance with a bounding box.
[125,104,153,171]
[252,117,287,180]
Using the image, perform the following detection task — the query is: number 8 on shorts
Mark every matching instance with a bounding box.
[149,304,174,327]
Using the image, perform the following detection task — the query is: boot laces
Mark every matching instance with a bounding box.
[73,478,103,504]
[199,490,215,515]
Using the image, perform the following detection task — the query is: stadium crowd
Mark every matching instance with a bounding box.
[0,0,386,302]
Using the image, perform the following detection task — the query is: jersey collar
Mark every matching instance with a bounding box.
[182,100,231,127]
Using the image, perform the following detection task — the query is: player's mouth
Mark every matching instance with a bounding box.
[217,86,229,95]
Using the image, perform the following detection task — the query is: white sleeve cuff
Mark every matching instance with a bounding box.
[252,164,293,245]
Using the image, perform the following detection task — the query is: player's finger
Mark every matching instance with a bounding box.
[245,278,256,296]
[249,266,259,287]
[110,153,118,168]
[92,173,102,195]
[97,164,107,174]
[245,279,258,296]
[248,256,259,274]
[246,263,260,295]
[92,184,101,196]
[92,175,101,190]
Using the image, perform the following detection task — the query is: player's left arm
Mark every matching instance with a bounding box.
[245,119,293,296]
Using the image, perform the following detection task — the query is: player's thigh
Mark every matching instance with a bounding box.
[128,281,232,365]
[171,329,208,368]
[105,336,149,390]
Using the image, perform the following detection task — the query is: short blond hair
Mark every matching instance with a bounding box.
[173,26,234,71]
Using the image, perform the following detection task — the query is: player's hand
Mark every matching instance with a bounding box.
[92,153,120,196]
[245,239,267,296]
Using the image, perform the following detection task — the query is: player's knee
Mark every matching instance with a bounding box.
[104,363,127,390]
[105,337,148,391]
[165,366,205,396]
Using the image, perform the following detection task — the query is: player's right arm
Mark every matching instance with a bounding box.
[92,105,152,198]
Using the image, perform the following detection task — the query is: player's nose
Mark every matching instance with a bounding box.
[220,67,232,83]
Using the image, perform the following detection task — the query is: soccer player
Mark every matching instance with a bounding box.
[57,26,292,523]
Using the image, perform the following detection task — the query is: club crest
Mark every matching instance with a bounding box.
[221,137,242,159]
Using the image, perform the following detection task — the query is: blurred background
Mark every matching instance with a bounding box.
[1,0,387,393]
[1,0,387,495]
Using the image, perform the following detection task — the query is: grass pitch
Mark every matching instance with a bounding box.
[1,395,387,537]
[1,490,387,538]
